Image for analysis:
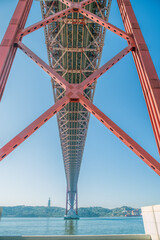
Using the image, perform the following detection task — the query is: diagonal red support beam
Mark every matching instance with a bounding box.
[0,95,70,161]
[17,7,73,39]
[79,45,133,90]
[52,0,95,11]
[117,0,160,155]
[0,0,33,101]
[58,0,72,7]
[80,0,95,8]
[18,42,70,90]
[1,0,159,180]
[79,94,160,176]
[79,8,132,42]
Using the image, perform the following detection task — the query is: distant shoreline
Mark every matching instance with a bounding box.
[0,206,141,218]
[1,216,142,218]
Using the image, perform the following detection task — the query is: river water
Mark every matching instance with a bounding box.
[0,217,144,236]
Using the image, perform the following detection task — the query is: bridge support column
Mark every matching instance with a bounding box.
[64,190,79,219]
[0,0,33,101]
[117,0,160,155]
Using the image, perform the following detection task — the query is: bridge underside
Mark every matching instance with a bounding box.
[1,0,160,220]
[40,0,112,217]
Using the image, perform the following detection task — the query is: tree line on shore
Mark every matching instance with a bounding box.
[0,206,141,217]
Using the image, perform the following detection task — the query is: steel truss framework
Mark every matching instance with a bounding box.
[0,0,160,215]
[40,0,112,215]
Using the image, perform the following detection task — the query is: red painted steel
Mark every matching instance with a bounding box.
[80,0,96,8]
[18,42,70,89]
[58,0,95,9]
[79,45,133,90]
[17,8,73,39]
[79,8,132,42]
[58,0,72,7]
[117,0,160,154]
[0,0,159,178]
[0,95,70,161]
[0,0,33,101]
[79,95,160,176]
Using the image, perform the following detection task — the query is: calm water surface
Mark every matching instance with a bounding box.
[0,217,144,236]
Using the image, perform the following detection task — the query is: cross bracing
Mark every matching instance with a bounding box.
[1,0,160,220]
[40,0,112,213]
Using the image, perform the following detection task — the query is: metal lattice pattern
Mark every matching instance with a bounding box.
[1,0,160,218]
[40,0,112,210]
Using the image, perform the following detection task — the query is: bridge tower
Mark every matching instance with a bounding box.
[0,0,160,219]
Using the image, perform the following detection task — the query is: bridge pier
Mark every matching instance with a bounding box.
[64,191,79,219]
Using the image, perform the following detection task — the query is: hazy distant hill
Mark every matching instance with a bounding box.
[0,206,141,218]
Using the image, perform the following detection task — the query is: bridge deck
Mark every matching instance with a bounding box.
[41,0,112,212]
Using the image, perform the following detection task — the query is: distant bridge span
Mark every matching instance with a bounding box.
[0,0,160,218]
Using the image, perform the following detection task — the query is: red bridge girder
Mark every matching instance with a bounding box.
[0,0,160,177]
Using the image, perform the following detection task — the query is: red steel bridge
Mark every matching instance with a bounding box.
[0,0,160,218]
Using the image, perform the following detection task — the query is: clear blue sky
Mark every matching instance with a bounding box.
[0,0,160,209]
